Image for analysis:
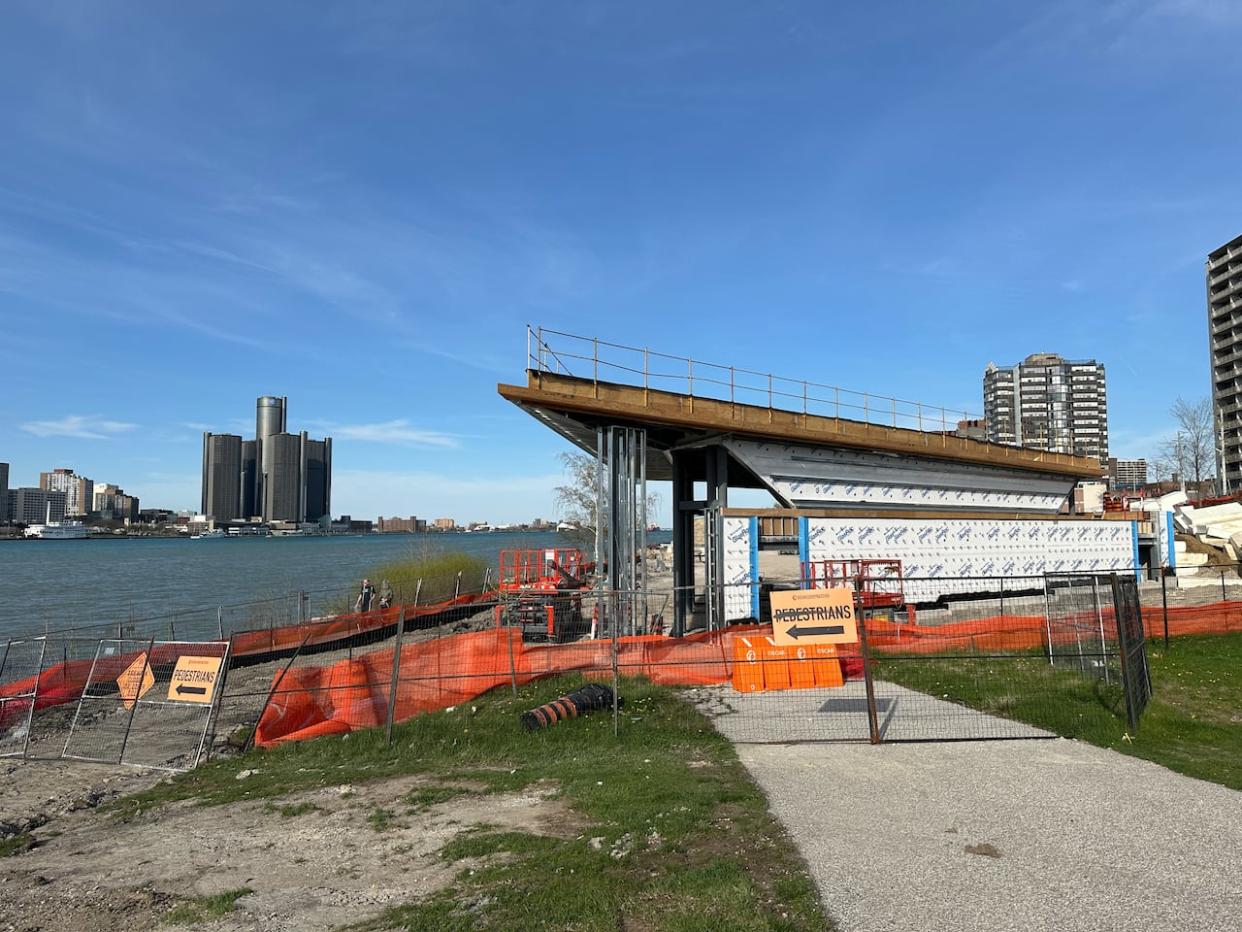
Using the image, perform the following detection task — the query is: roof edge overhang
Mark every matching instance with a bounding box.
[499,372,1105,481]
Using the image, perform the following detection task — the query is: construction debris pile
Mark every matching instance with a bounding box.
[1143,491,1242,588]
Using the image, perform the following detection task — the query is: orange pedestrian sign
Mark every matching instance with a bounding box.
[167,655,224,704]
[770,588,858,646]
[116,653,155,709]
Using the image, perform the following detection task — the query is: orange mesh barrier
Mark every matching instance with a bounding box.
[7,596,1242,743]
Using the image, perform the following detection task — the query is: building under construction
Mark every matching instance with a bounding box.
[500,329,1171,634]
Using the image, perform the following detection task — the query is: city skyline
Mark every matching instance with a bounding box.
[201,395,332,524]
[4,5,1242,522]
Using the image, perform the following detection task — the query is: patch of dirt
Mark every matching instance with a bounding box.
[0,774,577,932]
[964,842,1002,859]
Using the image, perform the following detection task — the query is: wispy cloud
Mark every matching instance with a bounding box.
[20,414,138,440]
[322,420,459,448]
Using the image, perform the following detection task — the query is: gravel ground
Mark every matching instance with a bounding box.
[737,739,1242,932]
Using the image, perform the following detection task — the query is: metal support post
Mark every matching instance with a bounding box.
[1091,576,1110,684]
[670,450,694,637]
[385,607,407,744]
[246,625,318,753]
[22,639,49,761]
[611,591,620,738]
[1161,569,1170,649]
[857,594,881,745]
[196,639,232,767]
[117,637,157,765]
[506,610,519,697]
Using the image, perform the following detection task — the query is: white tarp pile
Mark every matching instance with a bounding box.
[1165,494,1242,586]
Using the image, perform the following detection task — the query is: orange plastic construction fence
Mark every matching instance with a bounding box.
[5,596,1242,740]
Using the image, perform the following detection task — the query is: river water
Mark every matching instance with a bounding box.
[0,531,665,640]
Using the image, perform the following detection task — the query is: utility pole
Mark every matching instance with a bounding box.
[1176,432,1186,494]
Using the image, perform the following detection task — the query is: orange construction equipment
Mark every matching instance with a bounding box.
[801,559,914,624]
[496,548,593,640]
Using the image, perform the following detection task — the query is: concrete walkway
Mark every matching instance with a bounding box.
[738,739,1242,932]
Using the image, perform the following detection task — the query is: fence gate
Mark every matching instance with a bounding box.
[1110,573,1152,731]
[62,639,230,771]
[1044,571,1153,733]
[701,572,1155,745]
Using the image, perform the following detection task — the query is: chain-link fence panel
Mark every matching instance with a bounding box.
[19,637,108,759]
[0,638,45,758]
[62,638,155,765]
[122,641,230,770]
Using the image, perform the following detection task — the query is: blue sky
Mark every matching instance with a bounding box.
[3,1,1241,522]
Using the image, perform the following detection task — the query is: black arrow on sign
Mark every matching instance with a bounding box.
[175,684,207,696]
[785,624,845,640]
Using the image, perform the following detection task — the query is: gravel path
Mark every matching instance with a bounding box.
[738,739,1242,932]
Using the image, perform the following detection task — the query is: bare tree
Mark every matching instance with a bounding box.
[553,450,661,546]
[1157,396,1214,489]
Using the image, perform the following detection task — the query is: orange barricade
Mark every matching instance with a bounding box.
[731,636,764,692]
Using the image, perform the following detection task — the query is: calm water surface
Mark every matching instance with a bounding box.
[0,531,604,639]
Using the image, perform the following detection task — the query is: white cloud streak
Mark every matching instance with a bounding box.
[19,414,138,440]
[323,420,459,448]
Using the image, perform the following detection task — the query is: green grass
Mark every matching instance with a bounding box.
[404,784,474,811]
[263,801,320,818]
[110,676,830,931]
[164,887,252,925]
[879,632,1242,790]
[0,833,35,857]
[366,806,402,832]
[329,548,490,613]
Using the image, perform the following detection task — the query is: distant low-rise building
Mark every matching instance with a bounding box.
[1108,458,1148,491]
[376,515,419,533]
[94,484,139,522]
[433,517,456,530]
[954,418,987,442]
[138,508,176,525]
[9,487,67,525]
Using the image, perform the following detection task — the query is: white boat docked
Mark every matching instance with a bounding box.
[24,520,88,540]
[190,529,228,540]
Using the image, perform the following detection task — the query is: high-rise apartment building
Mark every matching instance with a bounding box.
[0,462,8,523]
[39,467,94,516]
[1208,233,1242,491]
[200,397,332,523]
[201,433,243,521]
[983,354,1108,462]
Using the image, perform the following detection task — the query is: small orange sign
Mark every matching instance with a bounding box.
[166,655,224,704]
[770,588,858,646]
[116,653,155,710]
